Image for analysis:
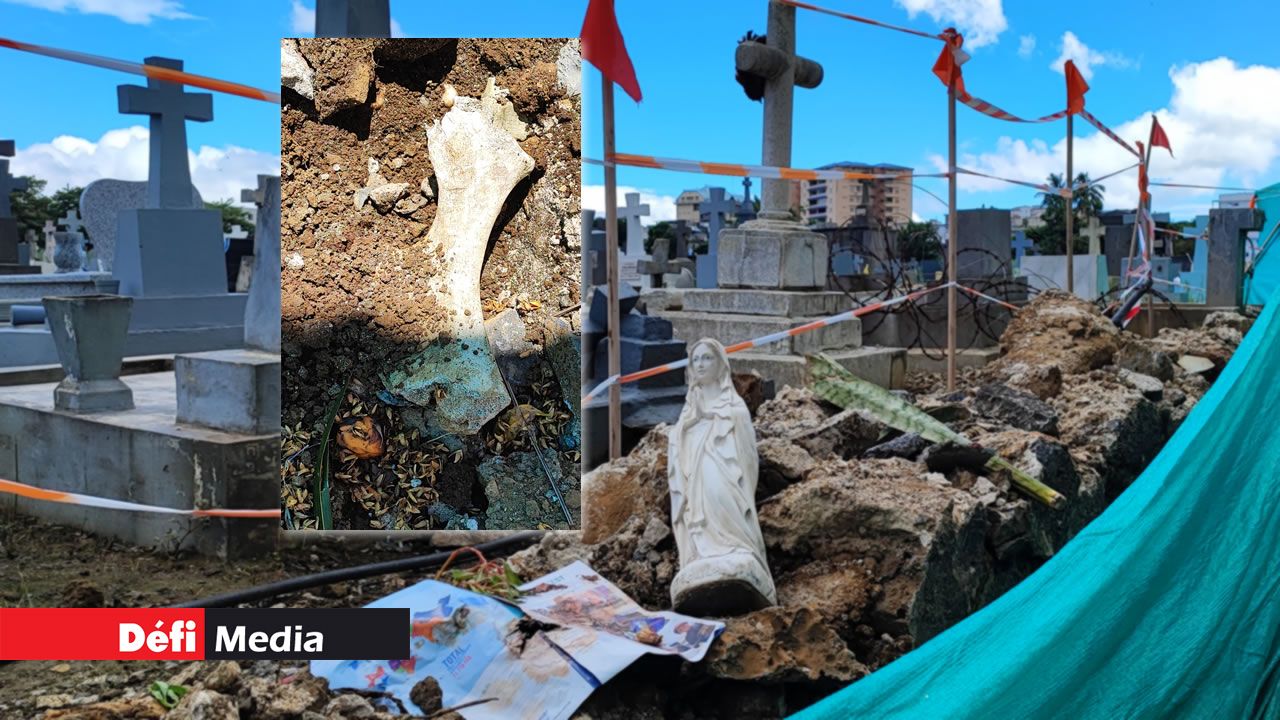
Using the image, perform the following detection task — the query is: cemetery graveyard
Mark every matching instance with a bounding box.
[279,38,584,531]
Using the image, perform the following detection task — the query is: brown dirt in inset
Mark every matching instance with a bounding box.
[280,39,582,532]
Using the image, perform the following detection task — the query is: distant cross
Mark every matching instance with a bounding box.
[1011,231,1033,262]
[226,224,249,241]
[315,0,391,38]
[58,209,84,235]
[0,140,29,218]
[1081,216,1106,255]
[240,174,272,207]
[672,220,691,259]
[118,57,213,209]
[619,192,649,255]
[702,188,736,249]
[43,219,56,246]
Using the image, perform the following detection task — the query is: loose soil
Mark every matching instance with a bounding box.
[280,39,582,532]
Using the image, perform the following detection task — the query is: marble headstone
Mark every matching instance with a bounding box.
[80,179,203,273]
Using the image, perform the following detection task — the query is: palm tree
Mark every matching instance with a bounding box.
[1029,172,1105,254]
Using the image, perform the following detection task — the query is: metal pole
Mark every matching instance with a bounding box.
[1065,113,1074,293]
[946,82,958,391]
[602,76,622,460]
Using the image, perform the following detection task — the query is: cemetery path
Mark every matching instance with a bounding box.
[280,38,582,532]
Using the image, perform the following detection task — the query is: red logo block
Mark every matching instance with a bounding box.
[0,609,206,660]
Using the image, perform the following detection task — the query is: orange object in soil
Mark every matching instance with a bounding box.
[337,416,385,459]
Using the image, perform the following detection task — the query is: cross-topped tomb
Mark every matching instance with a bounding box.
[118,58,212,210]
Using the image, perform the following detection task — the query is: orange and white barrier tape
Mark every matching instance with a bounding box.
[589,153,943,182]
[958,93,1068,124]
[1080,109,1140,157]
[776,0,942,41]
[957,284,1020,311]
[0,37,280,104]
[0,478,279,519]
[956,167,1066,196]
[585,281,1017,402]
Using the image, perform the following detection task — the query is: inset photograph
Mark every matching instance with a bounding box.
[279,38,582,531]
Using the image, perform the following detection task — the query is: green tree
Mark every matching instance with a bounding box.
[205,198,255,236]
[10,178,83,248]
[1027,172,1105,254]
[895,220,943,262]
[645,220,674,254]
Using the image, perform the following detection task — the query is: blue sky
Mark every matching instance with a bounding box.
[1,0,1278,220]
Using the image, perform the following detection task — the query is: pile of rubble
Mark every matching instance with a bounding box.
[510,291,1252,717]
[35,661,462,720]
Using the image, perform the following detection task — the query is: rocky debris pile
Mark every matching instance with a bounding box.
[509,291,1252,718]
[32,661,464,720]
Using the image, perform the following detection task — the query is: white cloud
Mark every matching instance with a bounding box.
[1051,31,1136,81]
[1018,34,1036,59]
[894,0,1007,49]
[2,0,194,24]
[289,0,313,35]
[581,185,678,226]
[930,57,1280,212]
[391,17,404,38]
[9,126,279,206]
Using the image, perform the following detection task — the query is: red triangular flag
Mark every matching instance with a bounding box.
[1065,60,1089,114]
[931,28,966,96]
[1150,115,1174,157]
[581,0,642,102]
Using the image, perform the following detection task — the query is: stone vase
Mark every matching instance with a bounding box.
[53,231,85,274]
[42,295,134,412]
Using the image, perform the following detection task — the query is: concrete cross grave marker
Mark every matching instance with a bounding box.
[58,209,84,235]
[118,58,213,210]
[1012,231,1033,262]
[619,192,649,256]
[315,0,391,38]
[1,141,29,218]
[672,219,690,259]
[1081,216,1105,256]
[696,187,738,288]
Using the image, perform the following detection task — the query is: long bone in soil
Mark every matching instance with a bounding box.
[383,81,535,435]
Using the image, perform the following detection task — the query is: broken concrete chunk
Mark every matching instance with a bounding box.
[1178,354,1215,375]
[394,193,429,216]
[485,308,538,387]
[367,182,409,210]
[1119,369,1164,402]
[280,39,315,100]
[974,383,1060,436]
[383,87,535,434]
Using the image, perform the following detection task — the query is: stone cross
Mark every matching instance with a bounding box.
[619,192,649,256]
[118,57,213,209]
[0,140,28,218]
[672,219,690,259]
[1011,231,1033,261]
[734,3,823,220]
[315,0,391,38]
[226,224,249,241]
[1081,216,1105,255]
[696,188,737,289]
[58,209,84,235]
[241,174,272,207]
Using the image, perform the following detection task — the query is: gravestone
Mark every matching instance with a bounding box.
[1081,216,1105,256]
[113,57,224,297]
[1011,231,1033,263]
[79,180,204,274]
[582,209,607,287]
[315,0,391,38]
[1103,224,1134,278]
[696,188,735,289]
[224,224,251,292]
[175,176,282,434]
[0,139,39,275]
[955,208,1011,279]
[737,177,757,223]
[1206,207,1261,307]
[618,192,649,288]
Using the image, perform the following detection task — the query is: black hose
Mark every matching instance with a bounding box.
[168,531,544,609]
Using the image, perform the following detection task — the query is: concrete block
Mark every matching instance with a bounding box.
[114,207,227,297]
[619,313,673,340]
[662,310,861,356]
[681,288,854,317]
[718,221,829,289]
[0,372,277,558]
[593,336,686,388]
[905,346,1002,374]
[724,346,906,390]
[176,349,281,434]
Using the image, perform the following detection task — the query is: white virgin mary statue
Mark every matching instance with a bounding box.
[667,338,776,616]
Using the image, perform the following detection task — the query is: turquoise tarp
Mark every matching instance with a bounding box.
[1247,183,1280,306]
[794,298,1280,718]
